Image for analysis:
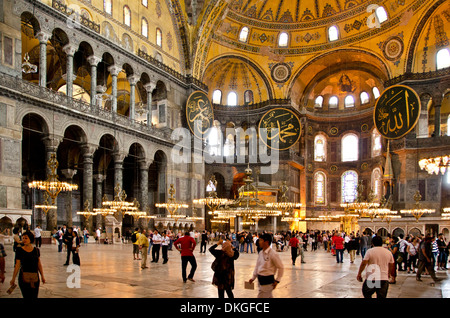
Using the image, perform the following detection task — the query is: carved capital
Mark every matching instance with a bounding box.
[81,143,98,157]
[87,55,102,67]
[144,82,156,93]
[108,65,122,76]
[35,31,52,44]
[62,44,77,56]
[61,169,77,180]
[128,74,140,86]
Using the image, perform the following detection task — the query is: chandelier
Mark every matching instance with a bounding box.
[340,181,379,218]
[193,175,233,216]
[135,102,149,117]
[28,153,78,204]
[22,52,38,74]
[400,190,434,222]
[34,192,57,215]
[419,155,449,175]
[155,184,188,220]
[94,85,113,107]
[441,207,450,219]
[77,200,97,221]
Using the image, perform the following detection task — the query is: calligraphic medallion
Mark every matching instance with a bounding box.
[373,85,420,140]
[258,108,301,150]
[186,91,214,139]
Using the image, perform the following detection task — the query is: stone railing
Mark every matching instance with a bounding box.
[384,67,450,87]
[212,98,291,112]
[0,74,173,142]
[52,0,101,33]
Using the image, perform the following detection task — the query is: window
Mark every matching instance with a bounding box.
[448,114,450,136]
[372,129,382,157]
[141,18,148,38]
[227,92,237,106]
[341,170,358,203]
[328,26,339,41]
[329,96,339,108]
[373,87,380,99]
[341,133,358,162]
[142,0,148,7]
[360,91,370,104]
[437,48,450,70]
[239,27,249,42]
[244,90,254,105]
[314,135,326,162]
[223,134,235,157]
[371,168,383,201]
[206,121,222,156]
[104,0,112,14]
[375,6,388,24]
[212,89,222,104]
[123,6,131,27]
[278,32,289,47]
[156,28,162,47]
[315,96,323,108]
[344,95,355,108]
[314,172,326,205]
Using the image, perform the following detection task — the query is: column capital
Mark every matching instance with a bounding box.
[41,135,63,151]
[87,55,102,67]
[94,174,106,183]
[35,30,52,44]
[108,65,122,76]
[62,44,78,56]
[128,74,140,86]
[61,168,77,180]
[144,81,157,93]
[113,151,127,163]
[81,143,98,157]
[139,158,153,170]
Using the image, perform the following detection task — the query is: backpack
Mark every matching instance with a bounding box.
[131,232,137,243]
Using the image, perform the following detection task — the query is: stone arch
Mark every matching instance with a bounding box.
[0,216,13,233]
[409,227,422,237]
[392,227,405,238]
[376,227,389,238]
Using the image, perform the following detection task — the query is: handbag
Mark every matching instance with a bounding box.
[22,272,39,288]
[396,254,403,263]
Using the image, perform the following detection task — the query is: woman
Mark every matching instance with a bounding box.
[10,231,45,298]
[388,236,399,284]
[209,239,239,298]
[72,230,81,266]
[13,227,22,252]
[407,237,419,273]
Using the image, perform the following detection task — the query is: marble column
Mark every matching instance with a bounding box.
[62,44,77,97]
[417,95,431,138]
[61,169,77,227]
[108,65,122,114]
[433,95,443,137]
[82,144,97,233]
[87,55,102,108]
[128,75,140,121]
[138,159,150,229]
[144,82,156,126]
[94,174,106,230]
[41,135,63,231]
[113,152,126,222]
[35,31,51,88]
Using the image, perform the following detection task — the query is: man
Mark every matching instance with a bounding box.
[249,233,284,298]
[151,229,162,263]
[416,235,441,283]
[96,227,101,244]
[436,233,447,270]
[174,232,197,283]
[0,242,6,283]
[200,230,208,253]
[360,231,369,259]
[161,231,170,264]
[138,229,149,269]
[63,227,74,266]
[356,235,395,298]
[131,228,141,260]
[288,234,299,265]
[398,234,407,271]
[34,225,42,248]
[332,232,345,263]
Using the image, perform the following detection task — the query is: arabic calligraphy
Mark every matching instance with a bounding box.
[186,91,214,139]
[373,85,420,140]
[258,108,302,150]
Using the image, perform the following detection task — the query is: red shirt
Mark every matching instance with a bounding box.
[174,235,196,256]
[289,237,299,248]
[332,235,344,250]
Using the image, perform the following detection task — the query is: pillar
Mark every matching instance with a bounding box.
[61,169,77,227]
[113,151,126,221]
[82,144,96,233]
[36,31,51,88]
[108,65,122,114]
[62,44,77,97]
[94,174,106,230]
[87,55,102,108]
[128,75,139,121]
[417,95,431,138]
[144,81,156,126]
[138,159,150,228]
[433,95,443,137]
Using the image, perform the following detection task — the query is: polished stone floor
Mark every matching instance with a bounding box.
[1,240,450,299]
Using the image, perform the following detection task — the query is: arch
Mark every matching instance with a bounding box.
[314,171,326,205]
[409,227,422,237]
[314,134,327,162]
[392,227,405,238]
[341,133,359,162]
[239,26,249,42]
[20,12,41,34]
[377,227,389,238]
[341,170,358,203]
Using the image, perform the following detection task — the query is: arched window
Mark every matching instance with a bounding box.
[123,6,131,27]
[278,32,289,47]
[314,172,326,205]
[314,135,326,162]
[227,92,237,106]
[244,90,254,105]
[341,170,358,203]
[329,96,339,108]
[342,133,358,162]
[344,95,355,108]
[223,133,235,157]
[371,168,383,201]
[360,91,370,104]
[373,87,380,99]
[104,0,112,14]
[448,114,450,136]
[328,26,339,41]
[239,27,249,42]
[212,89,222,104]
[206,121,222,156]
[141,18,148,38]
[372,129,382,157]
[156,28,162,47]
[315,96,324,108]
[437,48,450,70]
[375,6,388,24]
[142,0,148,7]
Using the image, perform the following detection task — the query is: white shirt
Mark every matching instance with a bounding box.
[152,234,162,244]
[363,246,394,281]
[161,236,170,246]
[34,228,41,238]
[251,246,284,283]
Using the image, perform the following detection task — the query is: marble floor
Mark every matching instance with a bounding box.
[1,241,450,299]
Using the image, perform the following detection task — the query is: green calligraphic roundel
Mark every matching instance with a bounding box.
[186,91,214,139]
[373,85,421,140]
[258,108,302,150]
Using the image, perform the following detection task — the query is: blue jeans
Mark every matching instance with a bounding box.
[336,249,344,263]
[361,247,367,259]
[246,242,253,253]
